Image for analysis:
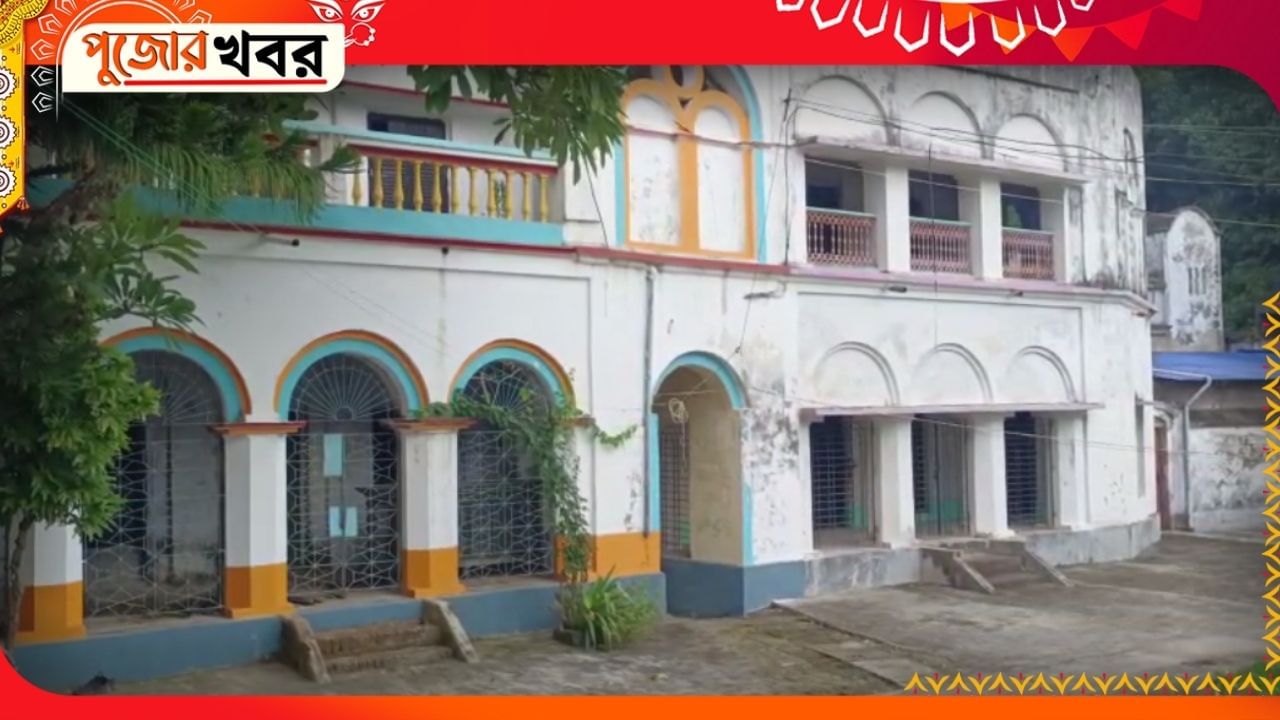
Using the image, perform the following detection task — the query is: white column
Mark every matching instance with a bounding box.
[17,522,84,643]
[873,417,916,547]
[1054,415,1089,529]
[393,420,466,597]
[1044,185,1070,282]
[220,425,296,618]
[972,178,1004,280]
[969,415,1013,538]
[873,166,912,273]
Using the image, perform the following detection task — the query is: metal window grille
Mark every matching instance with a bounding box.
[911,416,971,538]
[369,156,452,212]
[286,355,400,599]
[1005,413,1054,528]
[657,397,692,558]
[809,417,875,547]
[909,220,973,274]
[807,209,876,267]
[83,351,225,618]
[457,361,554,580]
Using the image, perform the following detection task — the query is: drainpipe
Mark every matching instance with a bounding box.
[641,265,658,539]
[1157,369,1213,529]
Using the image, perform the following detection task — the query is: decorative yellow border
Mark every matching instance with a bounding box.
[0,1,45,224]
[902,294,1280,695]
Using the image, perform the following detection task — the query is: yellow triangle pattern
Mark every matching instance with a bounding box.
[1268,293,1280,670]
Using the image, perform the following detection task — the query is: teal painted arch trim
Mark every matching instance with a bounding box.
[451,346,572,405]
[112,334,246,423]
[277,337,426,419]
[614,65,768,264]
[654,351,748,410]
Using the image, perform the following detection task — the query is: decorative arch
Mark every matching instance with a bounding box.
[103,327,251,422]
[654,351,748,410]
[809,342,900,407]
[275,330,427,418]
[901,91,984,158]
[1003,346,1077,405]
[616,65,762,262]
[450,339,574,405]
[796,75,891,145]
[993,113,1068,171]
[910,343,993,405]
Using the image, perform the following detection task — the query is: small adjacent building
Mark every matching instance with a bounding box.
[1147,208,1264,534]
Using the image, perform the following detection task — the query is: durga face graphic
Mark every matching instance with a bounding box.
[306,0,387,47]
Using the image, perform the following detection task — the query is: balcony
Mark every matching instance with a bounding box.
[1002,228,1055,281]
[807,208,876,267]
[909,218,972,274]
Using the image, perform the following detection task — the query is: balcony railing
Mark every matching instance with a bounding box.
[807,208,876,267]
[1002,228,1055,280]
[910,218,972,274]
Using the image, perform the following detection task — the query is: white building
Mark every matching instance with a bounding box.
[15,65,1159,685]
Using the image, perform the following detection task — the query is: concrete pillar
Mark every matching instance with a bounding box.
[969,415,1013,538]
[1044,185,1070,282]
[17,522,84,644]
[1054,415,1089,529]
[972,178,1004,280]
[218,423,300,619]
[873,166,912,273]
[390,420,468,598]
[873,417,915,547]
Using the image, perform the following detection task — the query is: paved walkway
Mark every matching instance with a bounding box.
[117,534,1264,695]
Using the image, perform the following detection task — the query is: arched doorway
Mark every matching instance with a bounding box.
[456,360,556,580]
[84,351,225,618]
[651,353,745,615]
[286,354,401,598]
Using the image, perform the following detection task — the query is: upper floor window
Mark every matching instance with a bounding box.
[806,159,864,213]
[366,113,450,212]
[367,113,446,139]
[908,171,960,221]
[622,66,755,259]
[1001,183,1042,231]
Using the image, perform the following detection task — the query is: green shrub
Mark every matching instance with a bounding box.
[557,572,656,651]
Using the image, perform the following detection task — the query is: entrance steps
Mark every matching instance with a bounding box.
[922,539,1071,594]
[280,600,477,682]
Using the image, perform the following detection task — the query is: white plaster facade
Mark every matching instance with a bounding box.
[24,65,1162,637]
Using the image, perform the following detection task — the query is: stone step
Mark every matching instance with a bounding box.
[314,621,444,658]
[961,552,1046,589]
[325,644,454,675]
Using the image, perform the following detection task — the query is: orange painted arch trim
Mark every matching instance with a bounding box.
[449,339,576,406]
[274,330,429,418]
[102,327,252,421]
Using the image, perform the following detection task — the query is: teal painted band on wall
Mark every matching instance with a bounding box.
[451,346,568,403]
[29,181,564,249]
[278,338,424,418]
[647,411,661,531]
[613,66,767,263]
[113,335,244,422]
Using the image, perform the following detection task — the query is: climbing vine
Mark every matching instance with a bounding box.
[418,385,654,648]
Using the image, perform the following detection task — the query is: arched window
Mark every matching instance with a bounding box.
[457,360,555,580]
[286,354,401,598]
[623,66,756,259]
[84,351,226,618]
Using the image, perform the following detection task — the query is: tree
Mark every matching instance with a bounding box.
[0,68,627,650]
[1136,67,1280,342]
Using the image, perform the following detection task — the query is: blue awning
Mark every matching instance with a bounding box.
[1153,350,1268,382]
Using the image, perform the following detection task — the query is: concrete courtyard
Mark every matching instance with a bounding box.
[116,534,1264,695]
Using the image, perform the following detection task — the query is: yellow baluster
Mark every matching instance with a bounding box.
[371,157,384,207]
[469,166,480,217]
[487,170,497,217]
[393,159,405,208]
[522,172,532,221]
[539,174,550,222]
[503,170,513,219]
[452,166,462,214]
[352,156,364,205]
[413,160,424,211]
[432,164,443,213]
